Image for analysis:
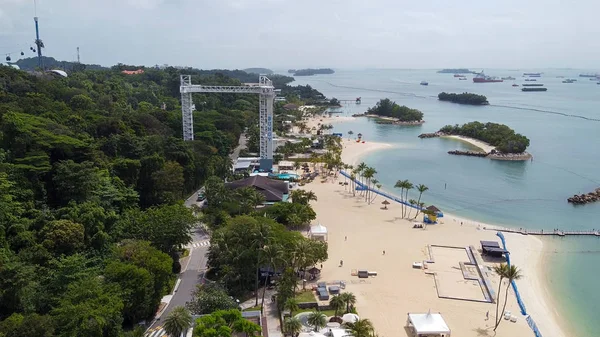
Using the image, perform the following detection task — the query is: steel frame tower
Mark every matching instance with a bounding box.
[180,75,275,166]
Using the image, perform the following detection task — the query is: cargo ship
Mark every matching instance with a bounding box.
[502,76,516,80]
[522,87,547,92]
[523,83,544,86]
[453,74,466,77]
[473,71,503,83]
[523,72,542,76]
[579,73,598,77]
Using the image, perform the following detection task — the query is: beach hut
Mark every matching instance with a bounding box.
[406,311,451,337]
[424,205,441,223]
[342,313,360,324]
[309,223,328,241]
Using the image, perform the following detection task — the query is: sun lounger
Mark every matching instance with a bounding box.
[510,315,517,323]
[412,262,423,269]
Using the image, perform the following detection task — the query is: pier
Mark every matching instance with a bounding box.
[488,227,600,237]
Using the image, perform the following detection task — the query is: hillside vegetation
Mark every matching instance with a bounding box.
[367,98,424,122]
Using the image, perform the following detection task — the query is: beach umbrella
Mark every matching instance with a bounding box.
[342,313,360,323]
[381,200,390,210]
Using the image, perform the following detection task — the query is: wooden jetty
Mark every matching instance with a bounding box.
[488,227,600,237]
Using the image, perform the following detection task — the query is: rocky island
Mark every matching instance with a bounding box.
[362,98,424,125]
[419,122,532,160]
[289,68,335,76]
[438,92,489,105]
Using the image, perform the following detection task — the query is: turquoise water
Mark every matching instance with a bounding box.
[290,69,600,336]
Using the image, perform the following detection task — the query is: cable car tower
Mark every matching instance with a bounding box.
[180,75,276,169]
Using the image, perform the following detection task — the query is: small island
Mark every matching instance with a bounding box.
[438,92,489,105]
[359,98,424,125]
[419,122,532,160]
[243,67,273,74]
[437,68,475,74]
[290,68,335,76]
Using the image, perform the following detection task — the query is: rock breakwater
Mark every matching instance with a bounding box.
[568,188,600,205]
[447,150,488,157]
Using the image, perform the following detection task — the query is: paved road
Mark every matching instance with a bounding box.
[230,132,247,162]
[147,192,209,334]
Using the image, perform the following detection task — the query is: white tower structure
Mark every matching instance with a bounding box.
[180,75,275,168]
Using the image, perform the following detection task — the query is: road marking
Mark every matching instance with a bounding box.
[185,240,210,249]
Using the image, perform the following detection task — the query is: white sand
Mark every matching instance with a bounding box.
[443,135,496,153]
[296,139,570,337]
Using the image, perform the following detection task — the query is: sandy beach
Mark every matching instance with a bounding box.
[443,135,496,153]
[298,138,569,337]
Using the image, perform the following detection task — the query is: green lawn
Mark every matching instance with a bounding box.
[296,308,337,317]
[243,305,262,312]
[294,290,317,303]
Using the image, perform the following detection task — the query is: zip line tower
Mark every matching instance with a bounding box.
[180,75,276,169]
[33,0,44,69]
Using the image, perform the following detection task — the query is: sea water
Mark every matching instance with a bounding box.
[289,69,600,336]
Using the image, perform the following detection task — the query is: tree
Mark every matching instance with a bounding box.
[193,309,261,337]
[307,311,327,332]
[394,180,409,218]
[290,189,317,205]
[284,298,300,317]
[283,317,302,337]
[344,318,375,337]
[407,199,418,219]
[42,220,85,255]
[186,283,239,315]
[494,264,523,331]
[104,260,154,324]
[362,167,377,203]
[403,181,414,217]
[329,295,345,317]
[164,306,193,337]
[347,130,354,140]
[51,277,124,337]
[492,263,509,330]
[260,245,284,312]
[339,292,357,313]
[413,184,429,219]
[152,161,185,204]
[0,313,55,337]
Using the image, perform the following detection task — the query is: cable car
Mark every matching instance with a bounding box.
[5,55,11,62]
[21,51,24,56]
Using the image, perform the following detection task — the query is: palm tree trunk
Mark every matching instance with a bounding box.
[495,282,512,331]
[399,188,404,218]
[494,278,504,328]
[255,255,261,306]
[404,190,410,218]
[260,271,270,314]
[414,193,423,219]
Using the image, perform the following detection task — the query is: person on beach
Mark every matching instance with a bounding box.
[340,260,343,267]
[345,236,347,241]
[486,311,489,320]
[382,250,386,255]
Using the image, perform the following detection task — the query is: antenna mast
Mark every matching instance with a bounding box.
[77,47,80,63]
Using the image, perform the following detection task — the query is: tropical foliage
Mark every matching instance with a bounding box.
[366,98,424,122]
[193,309,261,337]
[164,306,193,337]
[493,264,523,331]
[439,122,530,153]
[438,92,489,105]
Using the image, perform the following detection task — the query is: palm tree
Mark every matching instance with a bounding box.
[407,199,418,218]
[283,317,303,337]
[307,311,327,332]
[348,130,354,140]
[494,264,523,331]
[403,181,414,218]
[356,162,367,194]
[369,179,380,203]
[339,292,357,313]
[362,167,377,203]
[413,184,429,219]
[329,295,345,317]
[492,263,509,329]
[233,318,263,337]
[394,180,408,217]
[163,306,192,337]
[284,298,300,317]
[294,162,301,171]
[260,245,284,313]
[253,223,272,306]
[344,318,375,337]
[350,172,357,196]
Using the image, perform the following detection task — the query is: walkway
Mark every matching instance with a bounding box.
[240,289,282,337]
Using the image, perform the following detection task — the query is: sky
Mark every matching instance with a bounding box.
[1,0,599,69]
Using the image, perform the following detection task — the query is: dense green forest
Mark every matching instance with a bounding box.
[0,64,330,336]
[439,122,530,153]
[438,92,489,105]
[366,98,424,122]
[10,56,106,71]
[289,68,335,76]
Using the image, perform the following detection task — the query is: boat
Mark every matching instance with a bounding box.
[459,77,467,80]
[562,79,575,83]
[556,76,565,78]
[420,81,429,86]
[523,72,542,76]
[579,73,599,77]
[473,71,503,83]
[523,83,544,86]
[502,76,516,80]
[522,87,548,92]
[453,74,466,78]
[512,84,519,87]
[524,79,537,82]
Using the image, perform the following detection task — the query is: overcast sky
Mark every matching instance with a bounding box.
[1,0,599,69]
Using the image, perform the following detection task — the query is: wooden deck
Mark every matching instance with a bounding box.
[489,227,600,237]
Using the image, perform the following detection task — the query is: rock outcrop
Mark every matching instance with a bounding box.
[447,150,488,157]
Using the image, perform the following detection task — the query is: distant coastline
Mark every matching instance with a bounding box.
[437,68,476,74]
